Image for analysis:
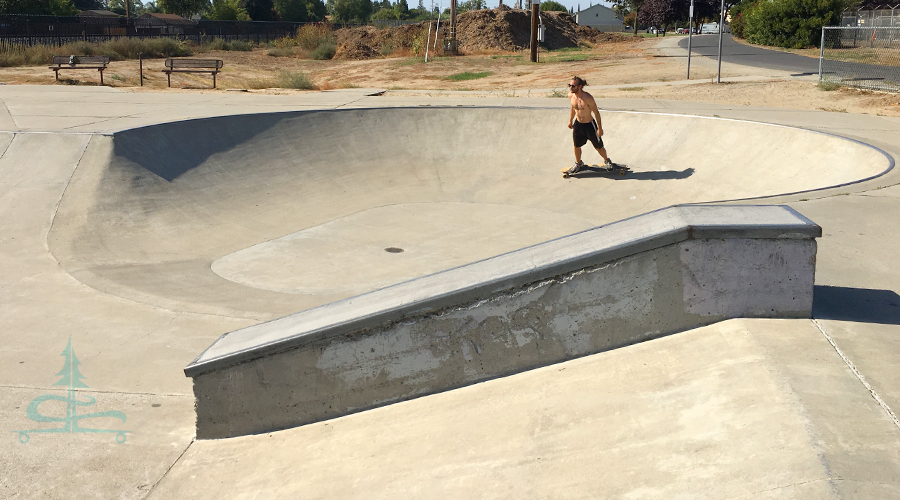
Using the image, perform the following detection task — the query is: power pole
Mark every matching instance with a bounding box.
[448,0,458,54]
[530,0,540,62]
[687,0,694,78]
[716,0,725,82]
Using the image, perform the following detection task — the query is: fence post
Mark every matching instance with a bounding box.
[819,27,825,82]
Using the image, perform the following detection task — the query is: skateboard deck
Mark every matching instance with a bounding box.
[562,163,630,178]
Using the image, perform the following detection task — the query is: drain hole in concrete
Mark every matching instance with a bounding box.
[385,247,404,253]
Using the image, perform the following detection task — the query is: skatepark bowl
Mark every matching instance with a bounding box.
[45,106,891,437]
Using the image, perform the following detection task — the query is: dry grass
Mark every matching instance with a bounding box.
[0,37,896,119]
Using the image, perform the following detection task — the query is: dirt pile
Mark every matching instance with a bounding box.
[457,7,584,51]
[334,24,429,60]
[332,7,630,60]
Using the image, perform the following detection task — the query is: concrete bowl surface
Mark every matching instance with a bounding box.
[4,85,900,499]
[46,107,890,321]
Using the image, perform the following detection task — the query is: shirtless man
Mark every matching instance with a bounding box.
[563,76,612,175]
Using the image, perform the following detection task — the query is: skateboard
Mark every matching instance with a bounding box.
[562,162,630,178]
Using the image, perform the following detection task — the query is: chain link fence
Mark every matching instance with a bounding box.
[820,26,900,92]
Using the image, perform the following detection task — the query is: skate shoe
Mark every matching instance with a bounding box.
[563,161,584,175]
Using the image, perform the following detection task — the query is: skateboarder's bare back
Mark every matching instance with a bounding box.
[564,76,612,175]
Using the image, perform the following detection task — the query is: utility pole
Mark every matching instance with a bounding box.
[448,0,458,54]
[530,0,540,62]
[687,0,694,78]
[716,0,725,83]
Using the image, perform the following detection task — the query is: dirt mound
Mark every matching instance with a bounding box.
[457,9,583,51]
[331,8,630,60]
[333,40,382,60]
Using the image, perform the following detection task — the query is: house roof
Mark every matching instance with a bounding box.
[79,10,121,17]
[576,3,617,15]
[138,13,195,25]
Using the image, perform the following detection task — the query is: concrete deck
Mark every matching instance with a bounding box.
[1,77,899,499]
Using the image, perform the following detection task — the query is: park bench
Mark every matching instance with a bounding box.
[163,58,224,88]
[49,55,110,85]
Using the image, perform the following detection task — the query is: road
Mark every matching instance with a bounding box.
[678,33,821,75]
[679,32,900,89]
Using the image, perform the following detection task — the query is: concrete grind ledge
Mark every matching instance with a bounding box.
[186,204,821,438]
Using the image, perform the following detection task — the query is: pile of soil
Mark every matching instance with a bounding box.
[457,6,585,51]
[332,7,631,60]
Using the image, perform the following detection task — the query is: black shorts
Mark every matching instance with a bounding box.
[573,120,604,149]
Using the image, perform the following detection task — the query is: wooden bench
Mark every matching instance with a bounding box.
[163,58,224,88]
[49,55,110,84]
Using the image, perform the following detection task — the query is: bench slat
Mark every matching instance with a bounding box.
[51,55,110,66]
[165,58,224,69]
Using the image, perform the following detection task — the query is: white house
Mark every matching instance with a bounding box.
[575,4,625,31]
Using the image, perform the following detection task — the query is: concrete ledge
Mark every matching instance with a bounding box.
[186,204,820,438]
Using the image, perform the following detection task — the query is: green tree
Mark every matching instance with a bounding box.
[540,0,566,11]
[107,0,142,15]
[138,1,164,13]
[306,0,326,20]
[241,0,275,19]
[274,0,307,20]
[743,0,847,48]
[457,0,484,11]
[611,0,645,34]
[391,0,408,17]
[207,0,251,19]
[332,0,371,22]
[0,0,78,15]
[159,0,209,17]
[74,0,104,9]
[372,5,399,18]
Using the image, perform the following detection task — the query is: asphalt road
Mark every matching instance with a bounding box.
[677,33,821,75]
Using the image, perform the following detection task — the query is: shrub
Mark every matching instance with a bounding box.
[0,51,25,67]
[23,44,56,65]
[310,40,336,60]
[729,0,758,39]
[275,71,317,89]
[743,0,847,48]
[268,47,295,57]
[226,40,254,51]
[200,37,228,51]
[295,23,333,50]
[0,37,190,68]
[103,37,191,58]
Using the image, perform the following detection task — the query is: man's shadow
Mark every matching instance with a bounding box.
[813,285,900,325]
[568,166,695,180]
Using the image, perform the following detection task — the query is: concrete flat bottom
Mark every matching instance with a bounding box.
[150,319,900,499]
